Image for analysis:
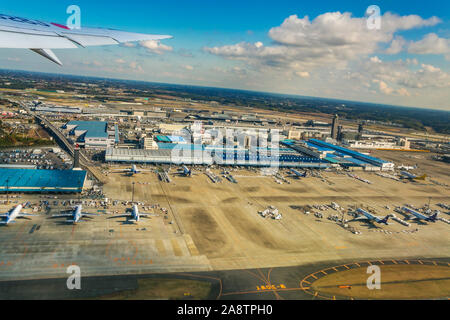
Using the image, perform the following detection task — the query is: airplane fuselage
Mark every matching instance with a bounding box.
[402,207,437,222]
[356,208,389,225]
[73,205,83,223]
[4,204,23,225]
[132,204,140,221]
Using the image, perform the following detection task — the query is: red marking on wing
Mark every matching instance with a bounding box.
[51,23,70,30]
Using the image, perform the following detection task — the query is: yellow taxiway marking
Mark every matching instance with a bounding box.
[303,280,311,284]
[355,263,360,267]
[392,260,398,264]
[332,267,338,272]
[344,265,350,269]
[405,260,410,265]
[311,274,318,280]
[321,270,327,275]
[314,292,318,297]
[378,260,384,265]
[418,260,423,265]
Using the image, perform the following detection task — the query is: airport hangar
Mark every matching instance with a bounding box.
[0,168,87,193]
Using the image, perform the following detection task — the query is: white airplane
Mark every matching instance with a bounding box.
[400,171,427,181]
[0,204,36,225]
[0,13,172,65]
[109,204,152,223]
[51,205,99,224]
[351,208,391,225]
[111,165,152,176]
[402,207,439,223]
[398,164,417,170]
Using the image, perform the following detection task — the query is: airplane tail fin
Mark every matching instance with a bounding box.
[415,174,427,181]
[429,212,439,222]
[380,215,391,225]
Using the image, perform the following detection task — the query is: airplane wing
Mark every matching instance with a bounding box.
[0,13,172,65]
[108,214,131,219]
[51,214,74,218]
[82,213,100,216]
[0,214,8,218]
[18,213,36,217]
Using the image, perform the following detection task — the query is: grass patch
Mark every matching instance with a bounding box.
[311,265,450,299]
[95,278,212,300]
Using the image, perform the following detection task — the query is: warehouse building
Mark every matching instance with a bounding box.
[63,121,117,149]
[0,169,87,193]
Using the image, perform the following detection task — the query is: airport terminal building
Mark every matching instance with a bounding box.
[106,137,393,171]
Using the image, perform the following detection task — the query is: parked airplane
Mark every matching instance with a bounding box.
[398,164,417,170]
[0,204,35,225]
[108,204,152,223]
[402,207,439,223]
[352,208,391,225]
[289,169,307,178]
[51,205,99,224]
[111,165,152,176]
[174,165,192,177]
[400,171,427,180]
[0,13,172,65]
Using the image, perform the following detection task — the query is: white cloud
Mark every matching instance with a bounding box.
[139,40,173,54]
[296,71,310,78]
[372,79,411,96]
[363,58,450,90]
[205,12,441,74]
[129,61,143,73]
[122,42,137,48]
[370,56,382,63]
[408,33,450,55]
[385,36,406,54]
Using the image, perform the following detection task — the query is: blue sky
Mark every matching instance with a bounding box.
[1,0,449,110]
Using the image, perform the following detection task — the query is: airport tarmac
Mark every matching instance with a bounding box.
[1,257,448,300]
[0,155,449,282]
[102,162,449,272]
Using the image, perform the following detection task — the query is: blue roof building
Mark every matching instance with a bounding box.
[0,169,87,193]
[64,121,115,149]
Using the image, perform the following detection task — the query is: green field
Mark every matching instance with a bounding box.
[311,265,450,300]
[93,278,212,300]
